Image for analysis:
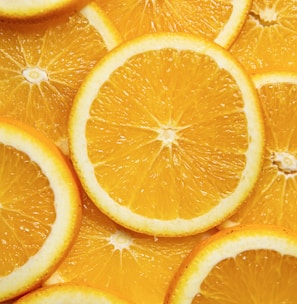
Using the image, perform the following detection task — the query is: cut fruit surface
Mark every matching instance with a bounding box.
[96,0,252,47]
[45,193,216,304]
[69,33,264,236]
[0,2,122,155]
[0,0,89,20]
[0,118,81,302]
[221,71,297,232]
[14,284,130,304]
[165,225,297,303]
[230,0,297,72]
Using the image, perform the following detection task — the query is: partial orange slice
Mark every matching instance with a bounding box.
[0,2,122,155]
[14,284,130,304]
[0,0,89,20]
[68,33,264,237]
[96,0,252,48]
[221,71,297,232]
[0,118,81,302]
[230,0,297,72]
[44,193,216,304]
[165,225,297,303]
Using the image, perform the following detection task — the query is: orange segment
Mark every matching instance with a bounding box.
[230,0,297,72]
[15,284,130,304]
[69,33,264,236]
[165,225,297,303]
[0,118,81,302]
[96,0,252,47]
[221,71,297,232]
[45,193,216,304]
[0,2,122,155]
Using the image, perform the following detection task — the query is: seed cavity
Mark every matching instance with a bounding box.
[250,7,278,27]
[22,67,48,84]
[272,151,297,174]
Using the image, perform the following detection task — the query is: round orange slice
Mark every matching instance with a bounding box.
[0,2,122,155]
[96,0,252,48]
[14,284,130,304]
[0,0,89,20]
[165,225,297,303]
[44,192,216,304]
[229,0,297,72]
[0,119,81,302]
[221,71,297,232]
[69,33,264,237]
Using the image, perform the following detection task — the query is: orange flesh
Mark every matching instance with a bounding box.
[194,249,297,303]
[0,144,55,276]
[0,12,108,152]
[230,0,297,71]
[230,82,297,230]
[54,195,214,304]
[97,0,232,42]
[86,49,248,220]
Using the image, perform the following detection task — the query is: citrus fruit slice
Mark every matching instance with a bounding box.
[68,33,264,237]
[165,225,297,303]
[230,0,297,72]
[14,284,130,304]
[0,0,89,20]
[96,0,252,48]
[44,193,216,304]
[221,71,297,232]
[0,118,81,302]
[0,2,122,155]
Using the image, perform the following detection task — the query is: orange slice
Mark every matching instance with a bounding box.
[165,225,297,303]
[0,118,81,302]
[229,0,297,72]
[96,0,252,48]
[44,193,216,304]
[0,0,89,20]
[0,2,122,155]
[14,284,130,304]
[68,33,264,237]
[221,71,297,232]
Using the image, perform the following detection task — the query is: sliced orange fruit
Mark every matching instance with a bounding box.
[221,71,297,232]
[0,0,89,20]
[96,0,252,48]
[45,192,216,304]
[14,284,130,304]
[0,118,81,302]
[165,225,297,303]
[230,0,297,72]
[68,33,264,237]
[0,2,122,155]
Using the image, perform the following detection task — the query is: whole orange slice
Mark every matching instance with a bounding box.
[69,33,264,237]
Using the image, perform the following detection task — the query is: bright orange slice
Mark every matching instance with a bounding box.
[44,192,216,304]
[230,0,297,72]
[0,2,122,155]
[221,71,297,232]
[165,225,297,303]
[14,284,130,304]
[0,0,89,20]
[96,0,252,47]
[0,118,81,302]
[68,32,264,237]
